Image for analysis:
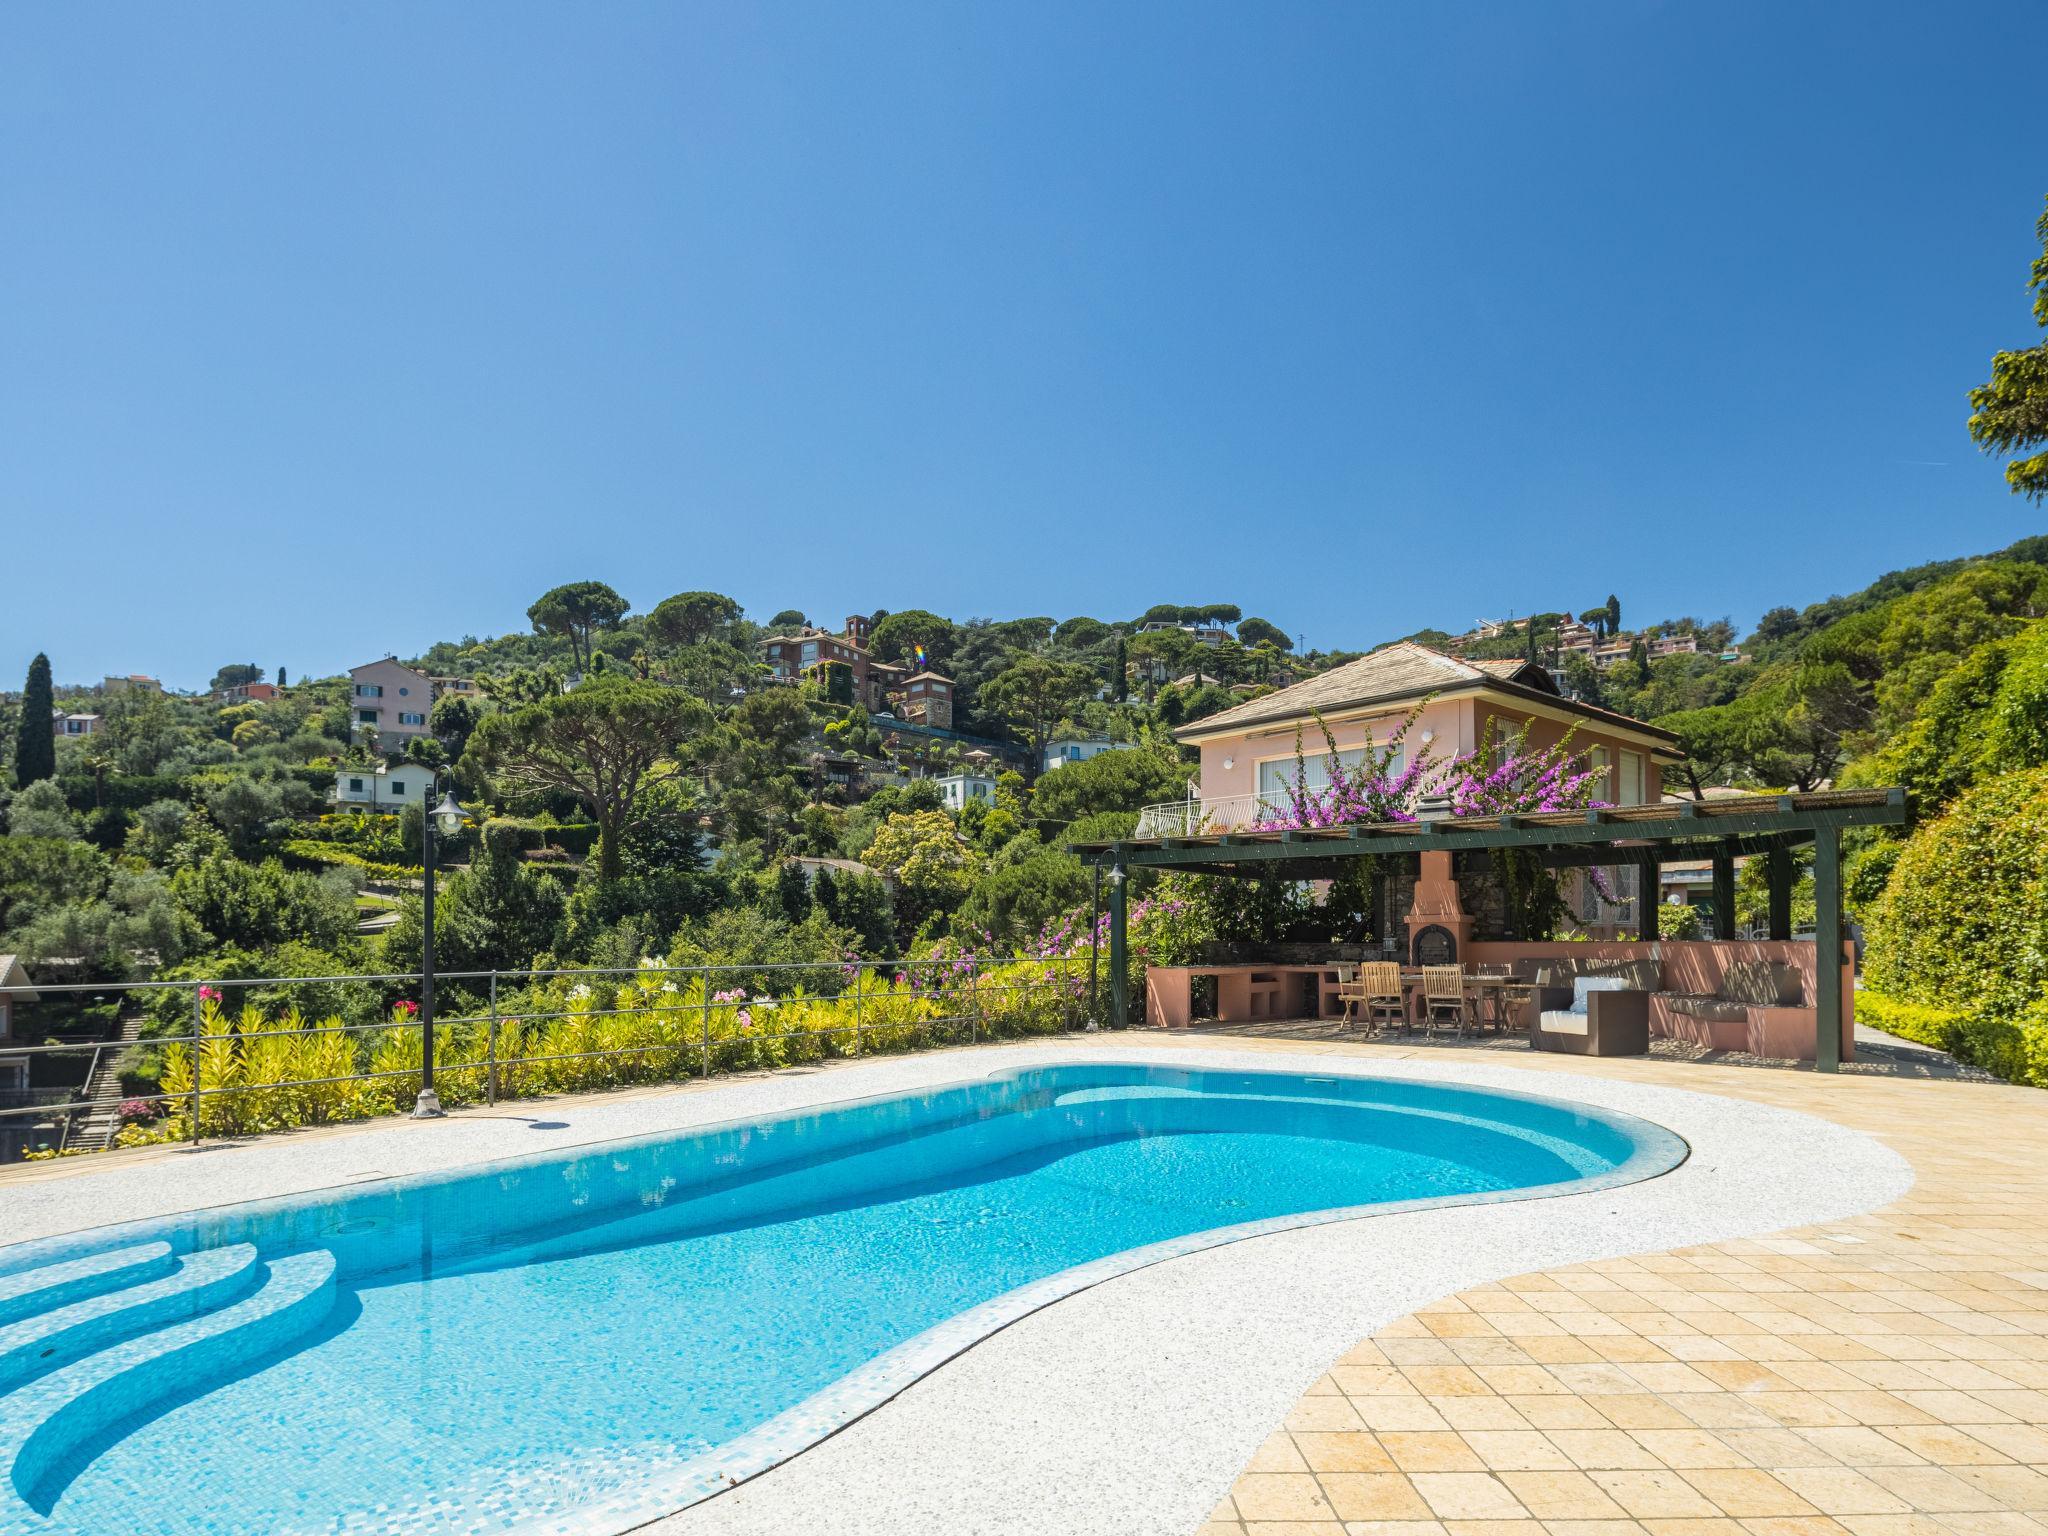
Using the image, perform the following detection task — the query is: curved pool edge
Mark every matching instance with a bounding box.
[510,1070,1692,1536]
[0,1060,1678,1281]
[641,1045,1915,1536]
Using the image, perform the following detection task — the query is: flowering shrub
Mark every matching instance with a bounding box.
[141,951,1088,1144]
[1445,724,1608,817]
[1253,709,1434,830]
[1251,708,1609,831]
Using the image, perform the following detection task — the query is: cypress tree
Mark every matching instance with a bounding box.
[14,653,56,788]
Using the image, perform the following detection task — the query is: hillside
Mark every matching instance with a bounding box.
[4,532,2047,1105]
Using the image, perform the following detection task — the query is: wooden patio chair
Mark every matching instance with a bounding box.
[1420,965,1470,1038]
[1336,978,1369,1029]
[1360,961,1406,1037]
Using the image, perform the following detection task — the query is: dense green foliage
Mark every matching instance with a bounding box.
[1968,195,2048,502]
[1862,768,2048,1077]
[465,680,710,879]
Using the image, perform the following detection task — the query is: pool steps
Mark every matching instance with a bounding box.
[0,1244,263,1394]
[0,1245,176,1330]
[1,1249,339,1517]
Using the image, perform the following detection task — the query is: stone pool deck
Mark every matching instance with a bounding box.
[1185,1032,2048,1536]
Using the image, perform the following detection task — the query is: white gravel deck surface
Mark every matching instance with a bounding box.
[0,1039,1913,1536]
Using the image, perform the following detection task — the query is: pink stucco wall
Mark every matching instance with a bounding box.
[1193,694,1665,810]
[1464,938,1854,1062]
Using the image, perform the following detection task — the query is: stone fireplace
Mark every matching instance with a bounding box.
[1404,849,1473,966]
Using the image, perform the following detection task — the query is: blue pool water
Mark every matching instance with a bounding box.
[0,1064,1682,1536]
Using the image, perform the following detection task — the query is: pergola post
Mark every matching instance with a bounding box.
[1766,843,1793,941]
[1812,828,1843,1073]
[1711,839,1737,941]
[1107,853,1129,1029]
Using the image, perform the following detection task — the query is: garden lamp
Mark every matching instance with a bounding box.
[432,790,466,835]
[413,782,467,1120]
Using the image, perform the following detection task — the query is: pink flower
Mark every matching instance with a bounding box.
[393,1000,419,1019]
[197,985,221,1004]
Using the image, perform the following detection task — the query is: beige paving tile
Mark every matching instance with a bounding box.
[1675,1469,1819,1517]
[1210,1043,2048,1536]
[1380,1434,1491,1473]
[1586,1470,1722,1519]
[1318,1471,1434,1522]
[1234,1473,1339,1522]
[1495,1470,1628,1519]
[1460,1432,1576,1471]
[1294,1432,1400,1473]
[1408,1472,1530,1521]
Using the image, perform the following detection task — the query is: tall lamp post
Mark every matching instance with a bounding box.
[413,782,470,1119]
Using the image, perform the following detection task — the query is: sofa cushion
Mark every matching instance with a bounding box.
[1570,976,1631,1014]
[1720,961,1803,1006]
[1671,995,1749,1024]
[1538,1011,1590,1035]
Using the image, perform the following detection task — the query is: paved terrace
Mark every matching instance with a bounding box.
[1188,1032,2048,1536]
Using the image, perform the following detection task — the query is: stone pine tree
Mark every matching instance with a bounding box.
[1969,194,2048,501]
[14,653,55,788]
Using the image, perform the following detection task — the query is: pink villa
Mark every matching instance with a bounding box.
[1158,643,1674,837]
[1073,642,1908,1071]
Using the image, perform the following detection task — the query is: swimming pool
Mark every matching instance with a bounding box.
[0,1062,1684,1536]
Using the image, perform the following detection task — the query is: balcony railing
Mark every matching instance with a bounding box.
[1133,794,1282,837]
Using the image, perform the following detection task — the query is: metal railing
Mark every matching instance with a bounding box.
[0,954,1099,1159]
[1134,793,1285,838]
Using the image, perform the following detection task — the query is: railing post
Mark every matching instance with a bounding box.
[969,957,983,1044]
[854,966,865,1058]
[485,971,500,1107]
[1108,854,1129,1029]
[699,968,712,1077]
[188,985,203,1146]
[1088,864,1101,1027]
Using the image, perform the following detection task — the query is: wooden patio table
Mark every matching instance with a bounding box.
[1393,970,1535,1031]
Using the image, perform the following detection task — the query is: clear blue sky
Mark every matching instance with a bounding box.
[3,3,2043,690]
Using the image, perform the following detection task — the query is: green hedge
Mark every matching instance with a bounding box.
[1858,989,2048,1087]
[1863,764,2048,1086]
[280,840,417,883]
[489,818,601,857]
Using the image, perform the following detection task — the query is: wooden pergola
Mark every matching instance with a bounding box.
[1070,787,1908,1072]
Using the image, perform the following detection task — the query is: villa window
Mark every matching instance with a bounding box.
[1618,750,1644,805]
[356,684,383,697]
[1256,746,1390,802]
[357,710,378,724]
[399,712,426,726]
[390,781,405,795]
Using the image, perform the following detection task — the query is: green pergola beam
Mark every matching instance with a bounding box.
[1076,796,1902,871]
